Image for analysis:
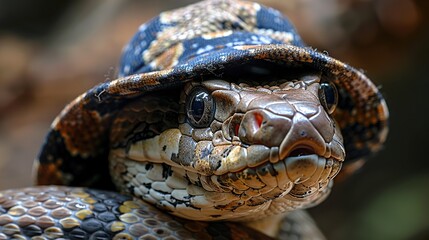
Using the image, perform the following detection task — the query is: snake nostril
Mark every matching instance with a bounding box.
[234,123,240,136]
[254,112,264,129]
[288,147,315,157]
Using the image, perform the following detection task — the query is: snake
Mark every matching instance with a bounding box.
[0,0,389,239]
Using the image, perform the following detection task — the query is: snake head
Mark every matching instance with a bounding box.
[109,74,345,221]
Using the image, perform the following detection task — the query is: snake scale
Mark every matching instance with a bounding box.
[0,0,389,239]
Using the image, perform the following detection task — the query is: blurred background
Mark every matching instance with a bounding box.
[0,0,428,239]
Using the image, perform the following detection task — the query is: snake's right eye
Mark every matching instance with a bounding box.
[319,82,338,114]
[186,87,215,128]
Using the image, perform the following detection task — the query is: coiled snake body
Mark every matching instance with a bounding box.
[0,0,389,239]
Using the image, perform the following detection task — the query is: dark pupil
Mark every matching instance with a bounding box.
[321,83,335,106]
[323,84,335,105]
[191,92,207,122]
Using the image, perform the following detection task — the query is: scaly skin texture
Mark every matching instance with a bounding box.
[0,186,272,240]
[109,76,343,221]
[1,0,389,239]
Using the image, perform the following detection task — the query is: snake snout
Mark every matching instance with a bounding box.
[279,112,328,160]
[237,108,329,160]
[237,109,291,147]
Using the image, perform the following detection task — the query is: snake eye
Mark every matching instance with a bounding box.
[186,87,215,128]
[319,82,338,114]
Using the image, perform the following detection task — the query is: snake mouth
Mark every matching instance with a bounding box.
[209,144,343,196]
[288,146,317,158]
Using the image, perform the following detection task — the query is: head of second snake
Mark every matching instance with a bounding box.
[109,74,345,221]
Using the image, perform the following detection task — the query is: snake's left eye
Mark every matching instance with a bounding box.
[186,87,215,128]
[319,82,338,114]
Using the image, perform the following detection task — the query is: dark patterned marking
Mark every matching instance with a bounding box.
[81,218,103,233]
[162,163,172,179]
[70,228,88,240]
[145,163,153,171]
[22,225,42,237]
[98,212,117,222]
[92,203,108,212]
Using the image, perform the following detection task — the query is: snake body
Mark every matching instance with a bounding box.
[0,0,389,239]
